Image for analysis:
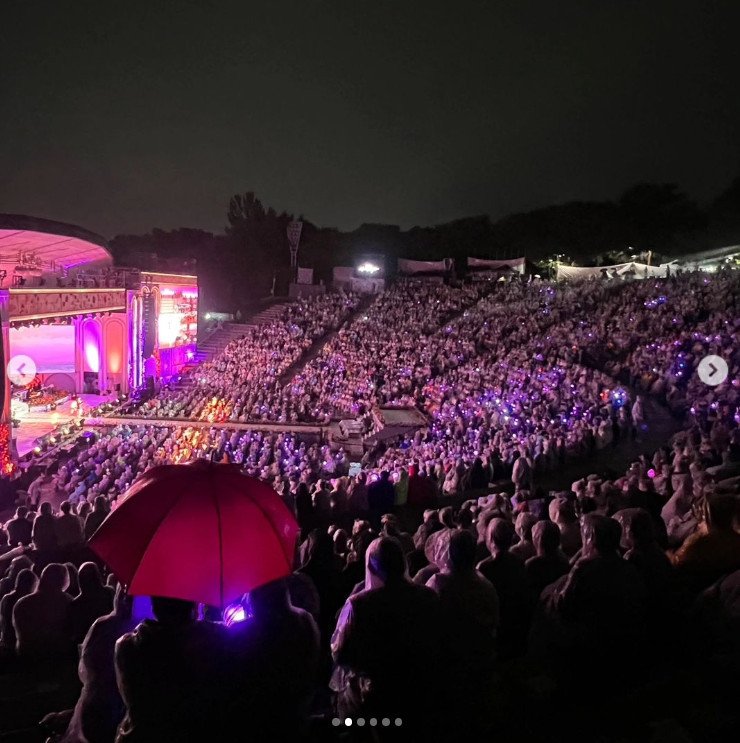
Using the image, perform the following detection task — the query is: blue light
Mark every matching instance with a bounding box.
[223,599,252,627]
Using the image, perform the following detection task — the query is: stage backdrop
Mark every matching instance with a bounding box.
[9,325,75,373]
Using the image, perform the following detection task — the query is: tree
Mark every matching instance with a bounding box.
[708,175,740,246]
[618,183,706,255]
[226,192,296,296]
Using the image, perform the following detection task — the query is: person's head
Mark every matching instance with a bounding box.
[581,514,621,558]
[60,500,72,516]
[248,577,290,617]
[7,555,33,578]
[532,520,560,556]
[14,568,38,596]
[486,518,515,555]
[366,537,406,586]
[78,561,104,594]
[423,509,439,525]
[352,519,371,536]
[151,596,197,625]
[302,529,335,566]
[706,494,738,531]
[333,528,350,556]
[39,563,70,593]
[439,506,455,529]
[94,495,107,511]
[15,506,28,520]
[614,508,654,551]
[515,512,538,542]
[39,502,52,516]
[548,497,576,526]
[448,530,476,573]
[476,508,497,544]
[457,509,474,530]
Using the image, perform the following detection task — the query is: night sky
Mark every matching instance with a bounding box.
[1,0,739,238]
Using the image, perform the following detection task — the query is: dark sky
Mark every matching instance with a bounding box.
[1,0,739,238]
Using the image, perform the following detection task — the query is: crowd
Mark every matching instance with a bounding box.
[0,268,738,741]
[130,291,361,424]
[1,416,738,740]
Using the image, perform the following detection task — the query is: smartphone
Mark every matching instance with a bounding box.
[348,462,361,477]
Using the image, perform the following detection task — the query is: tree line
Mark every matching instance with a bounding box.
[109,177,740,314]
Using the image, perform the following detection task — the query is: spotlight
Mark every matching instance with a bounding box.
[357,262,380,275]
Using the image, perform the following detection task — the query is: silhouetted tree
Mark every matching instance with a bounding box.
[708,176,740,246]
[618,183,705,254]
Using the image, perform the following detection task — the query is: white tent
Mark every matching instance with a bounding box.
[557,261,669,281]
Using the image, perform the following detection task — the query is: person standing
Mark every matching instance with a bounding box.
[631,395,645,439]
[331,538,445,730]
[367,472,395,529]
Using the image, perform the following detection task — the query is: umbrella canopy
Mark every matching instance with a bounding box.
[88,461,299,607]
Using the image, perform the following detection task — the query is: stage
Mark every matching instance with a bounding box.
[12,393,118,457]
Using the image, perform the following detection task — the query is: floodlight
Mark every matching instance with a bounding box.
[357,262,380,275]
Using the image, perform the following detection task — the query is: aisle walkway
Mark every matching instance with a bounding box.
[540,397,684,491]
[277,294,377,387]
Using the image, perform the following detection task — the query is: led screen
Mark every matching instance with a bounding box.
[9,325,75,373]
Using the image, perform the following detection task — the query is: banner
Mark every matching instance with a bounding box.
[467,256,525,274]
[296,266,313,285]
[397,258,450,275]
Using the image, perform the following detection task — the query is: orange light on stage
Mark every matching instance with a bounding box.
[106,321,124,374]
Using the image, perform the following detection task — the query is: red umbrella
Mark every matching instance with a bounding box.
[88,461,299,607]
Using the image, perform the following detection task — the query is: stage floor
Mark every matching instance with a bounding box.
[12,393,118,458]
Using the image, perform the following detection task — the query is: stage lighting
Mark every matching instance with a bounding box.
[357,262,380,275]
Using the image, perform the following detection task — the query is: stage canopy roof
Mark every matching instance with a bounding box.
[0,214,112,272]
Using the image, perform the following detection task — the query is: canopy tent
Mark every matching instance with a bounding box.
[0,214,112,275]
[673,244,740,271]
[467,256,526,274]
[557,261,670,281]
[397,258,451,275]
